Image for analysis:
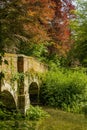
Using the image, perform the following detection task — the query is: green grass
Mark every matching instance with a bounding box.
[36,107,87,130]
[0,107,87,130]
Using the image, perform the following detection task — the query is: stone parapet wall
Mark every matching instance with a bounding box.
[28,57,48,73]
[0,53,47,75]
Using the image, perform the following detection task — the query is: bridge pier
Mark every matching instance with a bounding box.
[17,55,26,115]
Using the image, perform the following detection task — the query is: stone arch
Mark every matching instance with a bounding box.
[2,82,13,94]
[29,82,39,105]
[0,90,17,111]
[1,81,17,103]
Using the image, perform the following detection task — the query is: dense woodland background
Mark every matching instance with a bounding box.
[0,0,87,67]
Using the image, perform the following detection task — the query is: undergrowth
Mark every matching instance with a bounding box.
[40,68,87,113]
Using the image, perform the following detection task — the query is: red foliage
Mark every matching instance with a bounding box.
[47,0,75,55]
[22,0,75,55]
[22,0,55,43]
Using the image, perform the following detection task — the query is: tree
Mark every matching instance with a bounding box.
[0,0,30,53]
[70,0,87,66]
[47,0,75,56]
[21,0,55,43]
[20,0,75,57]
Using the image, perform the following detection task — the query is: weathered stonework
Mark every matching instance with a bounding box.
[0,53,47,115]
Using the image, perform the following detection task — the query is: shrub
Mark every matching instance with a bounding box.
[40,68,87,113]
[0,101,22,120]
[26,105,49,120]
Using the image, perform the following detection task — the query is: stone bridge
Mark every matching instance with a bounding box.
[0,53,47,115]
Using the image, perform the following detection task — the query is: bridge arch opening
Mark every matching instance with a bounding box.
[29,82,39,105]
[0,90,17,112]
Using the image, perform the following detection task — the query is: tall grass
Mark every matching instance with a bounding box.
[37,107,87,130]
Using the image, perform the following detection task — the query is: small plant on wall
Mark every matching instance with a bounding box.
[0,54,8,83]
